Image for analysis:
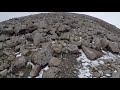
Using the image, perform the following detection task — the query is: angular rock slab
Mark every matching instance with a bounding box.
[82,45,103,60]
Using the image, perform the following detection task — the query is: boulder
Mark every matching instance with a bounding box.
[0,35,9,42]
[82,45,103,60]
[101,37,109,50]
[0,62,10,71]
[92,37,102,50]
[20,44,30,56]
[68,44,80,54]
[107,41,120,53]
[51,41,62,53]
[30,65,41,77]
[32,48,52,66]
[0,42,3,50]
[12,56,27,72]
[5,40,16,48]
[7,55,15,61]
[43,67,60,78]
[49,57,61,67]
[58,24,70,32]
[0,69,8,77]
[33,33,45,46]
[59,32,70,40]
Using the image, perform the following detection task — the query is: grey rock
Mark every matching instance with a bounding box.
[0,51,3,57]
[30,65,41,77]
[43,67,60,78]
[5,40,16,48]
[15,24,26,34]
[51,42,62,53]
[49,57,61,67]
[0,69,8,77]
[103,70,111,75]
[82,45,103,60]
[33,33,45,46]
[0,35,9,42]
[58,24,70,32]
[0,63,10,71]
[20,44,30,56]
[93,72,101,78]
[101,38,109,49]
[32,48,52,66]
[68,44,80,54]
[59,32,70,40]
[107,41,120,53]
[7,55,15,61]
[12,56,27,72]
[0,42,3,50]
[92,37,102,50]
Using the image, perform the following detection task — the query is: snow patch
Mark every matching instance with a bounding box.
[35,66,49,78]
[76,50,120,78]
[16,53,22,58]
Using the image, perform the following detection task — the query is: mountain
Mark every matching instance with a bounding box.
[0,12,120,78]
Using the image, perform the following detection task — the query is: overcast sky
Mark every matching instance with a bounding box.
[0,12,120,29]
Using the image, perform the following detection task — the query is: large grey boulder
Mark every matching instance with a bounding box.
[82,45,103,60]
[107,41,120,53]
[43,67,60,78]
[30,65,41,77]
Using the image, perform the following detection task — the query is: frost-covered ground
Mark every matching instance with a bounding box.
[77,50,120,78]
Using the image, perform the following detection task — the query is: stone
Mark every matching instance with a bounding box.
[49,57,61,67]
[101,38,109,49]
[20,44,31,56]
[58,24,70,32]
[15,24,26,34]
[93,72,101,78]
[51,42,62,53]
[0,63,10,71]
[59,32,70,40]
[0,51,3,57]
[5,40,16,48]
[15,45,21,52]
[92,38,102,50]
[32,48,52,66]
[0,35,9,42]
[7,55,15,61]
[0,69,8,77]
[33,33,45,46]
[0,42,3,50]
[2,26,15,35]
[111,71,120,78]
[68,44,80,54]
[43,67,60,78]
[107,41,120,53]
[103,70,111,75]
[30,65,41,77]
[82,45,103,60]
[12,56,27,72]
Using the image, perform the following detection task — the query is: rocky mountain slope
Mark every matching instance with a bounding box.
[0,12,120,78]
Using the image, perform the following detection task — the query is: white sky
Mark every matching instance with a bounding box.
[0,12,120,28]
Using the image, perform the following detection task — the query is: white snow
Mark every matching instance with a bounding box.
[35,66,49,78]
[16,53,22,58]
[27,62,35,68]
[105,74,111,77]
[36,70,44,78]
[43,66,49,71]
[76,50,120,78]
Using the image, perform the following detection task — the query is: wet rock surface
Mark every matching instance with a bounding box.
[0,12,120,78]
